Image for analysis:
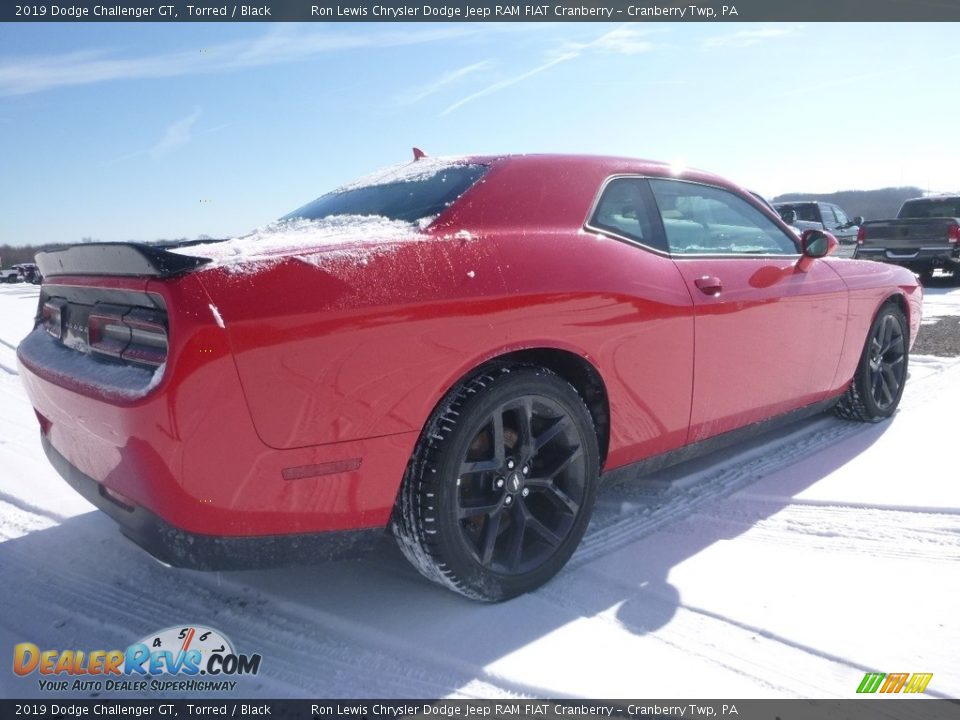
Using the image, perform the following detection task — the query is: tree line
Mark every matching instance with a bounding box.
[772,186,928,221]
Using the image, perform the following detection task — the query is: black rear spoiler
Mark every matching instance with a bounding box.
[35,242,213,279]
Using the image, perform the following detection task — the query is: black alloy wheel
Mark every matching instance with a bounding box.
[393,365,600,601]
[455,395,586,575]
[867,312,906,412]
[836,302,909,422]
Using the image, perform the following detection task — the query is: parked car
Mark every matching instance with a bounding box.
[750,192,822,238]
[855,195,960,281]
[13,263,41,284]
[773,201,863,258]
[18,154,922,601]
[1,266,20,283]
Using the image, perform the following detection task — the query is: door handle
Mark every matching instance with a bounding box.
[694,275,723,296]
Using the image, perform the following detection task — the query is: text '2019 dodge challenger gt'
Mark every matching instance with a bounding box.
[18,154,922,601]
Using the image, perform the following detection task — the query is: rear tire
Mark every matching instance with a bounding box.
[392,365,600,601]
[835,302,908,422]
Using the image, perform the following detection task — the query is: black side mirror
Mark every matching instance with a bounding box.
[852,216,864,226]
[800,229,839,258]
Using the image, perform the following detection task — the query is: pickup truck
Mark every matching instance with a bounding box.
[772,201,863,258]
[1,266,20,283]
[855,195,960,280]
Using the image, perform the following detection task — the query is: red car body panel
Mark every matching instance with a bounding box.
[17,154,922,552]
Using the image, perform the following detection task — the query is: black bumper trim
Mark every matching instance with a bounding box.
[855,247,960,268]
[42,435,386,571]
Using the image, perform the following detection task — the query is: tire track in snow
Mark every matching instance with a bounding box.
[0,544,468,698]
[0,490,68,524]
[0,499,58,541]
[569,358,960,572]
[571,416,870,570]
[685,502,960,562]
[0,522,527,698]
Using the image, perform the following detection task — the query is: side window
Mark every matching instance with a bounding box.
[648,179,798,256]
[588,178,667,252]
[819,204,837,227]
[833,206,849,226]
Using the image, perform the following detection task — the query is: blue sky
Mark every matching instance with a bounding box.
[1,22,957,245]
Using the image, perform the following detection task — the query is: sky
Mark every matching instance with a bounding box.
[0,21,957,246]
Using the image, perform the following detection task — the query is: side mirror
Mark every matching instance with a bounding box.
[852,216,865,226]
[800,229,839,258]
[781,209,798,224]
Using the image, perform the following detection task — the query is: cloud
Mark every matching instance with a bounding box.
[150,107,202,159]
[442,54,577,116]
[102,107,206,165]
[398,60,494,106]
[702,27,798,49]
[442,27,657,115]
[568,27,658,56]
[0,26,486,97]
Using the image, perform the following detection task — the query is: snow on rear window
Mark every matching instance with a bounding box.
[332,155,474,193]
[168,159,488,273]
[168,215,422,271]
[283,160,488,224]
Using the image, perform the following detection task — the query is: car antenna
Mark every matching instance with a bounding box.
[412,147,428,161]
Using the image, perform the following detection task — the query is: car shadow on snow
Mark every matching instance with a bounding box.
[0,413,890,698]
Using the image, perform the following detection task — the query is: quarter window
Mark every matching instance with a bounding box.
[649,180,798,256]
[588,178,667,252]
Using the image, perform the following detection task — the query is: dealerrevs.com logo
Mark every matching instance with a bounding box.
[13,625,261,693]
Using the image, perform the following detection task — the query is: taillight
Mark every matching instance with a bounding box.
[948,224,960,244]
[41,299,66,339]
[857,226,866,245]
[121,309,167,367]
[88,307,167,367]
[88,312,130,358]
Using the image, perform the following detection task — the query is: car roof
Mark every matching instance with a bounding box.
[463,153,740,190]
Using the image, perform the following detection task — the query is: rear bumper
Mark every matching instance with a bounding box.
[42,434,385,570]
[855,246,960,270]
[17,282,418,540]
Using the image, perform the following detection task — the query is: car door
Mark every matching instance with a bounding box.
[647,179,849,444]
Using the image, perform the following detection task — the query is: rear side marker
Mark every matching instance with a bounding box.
[281,458,362,481]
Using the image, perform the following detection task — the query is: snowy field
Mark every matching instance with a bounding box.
[1,282,959,699]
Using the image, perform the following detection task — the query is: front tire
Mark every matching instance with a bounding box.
[835,302,908,422]
[392,365,600,601]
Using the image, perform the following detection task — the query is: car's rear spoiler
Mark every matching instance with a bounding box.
[35,242,214,279]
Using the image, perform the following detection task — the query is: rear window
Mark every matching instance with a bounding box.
[282,164,488,223]
[900,198,960,219]
[777,203,821,223]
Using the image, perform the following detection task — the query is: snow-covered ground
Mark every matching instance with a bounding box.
[1,282,959,699]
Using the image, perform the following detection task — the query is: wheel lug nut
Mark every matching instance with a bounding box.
[521,488,529,497]
[504,495,513,505]
[507,459,515,470]
[495,478,504,489]
[522,465,529,475]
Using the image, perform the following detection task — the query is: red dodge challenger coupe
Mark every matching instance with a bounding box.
[18,154,922,600]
